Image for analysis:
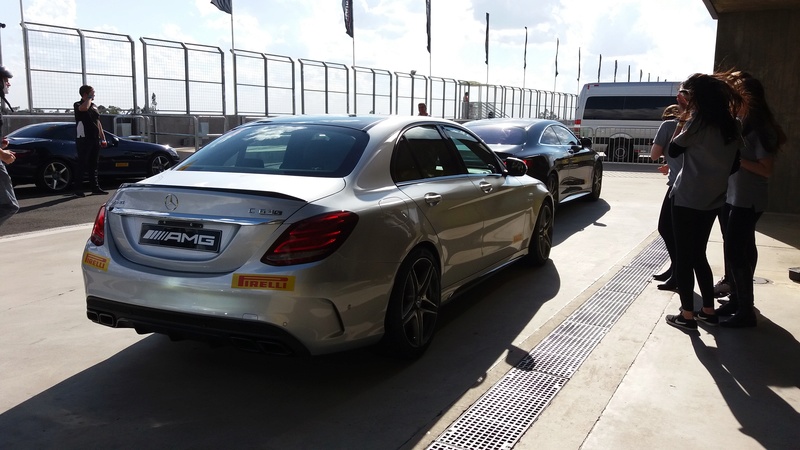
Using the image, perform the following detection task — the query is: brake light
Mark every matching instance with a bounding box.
[261,211,359,266]
[90,204,107,246]
[573,119,581,134]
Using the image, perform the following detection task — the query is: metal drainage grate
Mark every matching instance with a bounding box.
[427,238,669,450]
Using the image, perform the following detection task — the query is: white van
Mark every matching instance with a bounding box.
[574,81,680,161]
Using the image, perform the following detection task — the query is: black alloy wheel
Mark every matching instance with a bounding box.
[148,153,173,176]
[587,165,602,201]
[382,248,441,359]
[37,160,72,192]
[525,201,554,266]
[546,173,559,203]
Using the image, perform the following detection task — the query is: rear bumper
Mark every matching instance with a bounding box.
[87,296,310,356]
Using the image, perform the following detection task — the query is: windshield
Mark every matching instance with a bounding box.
[176,123,369,178]
[468,126,526,145]
[8,123,69,139]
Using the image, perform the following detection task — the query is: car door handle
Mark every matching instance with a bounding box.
[479,181,493,193]
[424,193,442,206]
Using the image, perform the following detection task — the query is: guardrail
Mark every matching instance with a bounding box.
[577,126,661,163]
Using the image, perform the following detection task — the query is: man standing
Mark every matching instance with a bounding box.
[417,102,429,116]
[73,85,107,197]
[0,65,19,226]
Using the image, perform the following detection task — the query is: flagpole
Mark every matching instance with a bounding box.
[428,52,432,111]
[230,5,236,119]
[426,0,431,111]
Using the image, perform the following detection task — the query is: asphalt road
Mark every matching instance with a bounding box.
[1,149,193,237]
[0,180,124,237]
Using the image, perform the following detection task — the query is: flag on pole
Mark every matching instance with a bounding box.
[627,65,631,82]
[523,27,528,70]
[426,0,431,53]
[485,13,489,65]
[614,60,618,82]
[640,69,643,82]
[342,0,354,38]
[597,54,602,82]
[554,38,559,77]
[210,0,232,14]
[577,47,581,82]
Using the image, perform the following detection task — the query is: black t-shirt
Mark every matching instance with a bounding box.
[74,100,100,140]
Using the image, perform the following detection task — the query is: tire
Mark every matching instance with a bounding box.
[148,153,173,176]
[382,248,441,359]
[546,173,559,204]
[608,138,633,162]
[37,160,73,192]
[525,201,554,266]
[586,164,602,201]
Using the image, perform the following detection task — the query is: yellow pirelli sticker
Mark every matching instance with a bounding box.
[232,274,296,291]
[83,251,109,271]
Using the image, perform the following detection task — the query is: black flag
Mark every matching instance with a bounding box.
[597,54,602,82]
[554,38,559,77]
[210,0,232,14]
[342,0,354,38]
[426,0,431,53]
[523,27,527,70]
[485,13,489,65]
[577,47,581,82]
[614,60,618,82]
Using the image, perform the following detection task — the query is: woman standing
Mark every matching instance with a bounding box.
[716,72,785,327]
[664,73,745,331]
[649,104,683,290]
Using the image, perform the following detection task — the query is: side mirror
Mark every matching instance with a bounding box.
[504,157,528,176]
[580,137,593,149]
[106,134,120,147]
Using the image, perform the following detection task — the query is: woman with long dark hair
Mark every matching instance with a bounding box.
[664,73,745,331]
[716,71,786,327]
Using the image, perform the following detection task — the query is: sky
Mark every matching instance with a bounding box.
[0,0,718,112]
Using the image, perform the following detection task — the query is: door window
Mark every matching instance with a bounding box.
[392,126,464,182]
[552,125,579,145]
[442,126,501,175]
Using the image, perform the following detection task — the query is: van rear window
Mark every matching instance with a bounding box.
[584,96,675,121]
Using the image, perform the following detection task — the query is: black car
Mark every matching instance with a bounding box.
[5,122,180,192]
[464,118,602,204]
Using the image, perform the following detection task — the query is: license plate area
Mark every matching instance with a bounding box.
[139,221,222,252]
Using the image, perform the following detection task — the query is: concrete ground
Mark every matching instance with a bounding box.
[1,164,798,449]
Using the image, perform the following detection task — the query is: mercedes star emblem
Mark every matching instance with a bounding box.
[165,194,179,211]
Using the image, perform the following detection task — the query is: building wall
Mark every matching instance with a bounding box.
[714,8,800,213]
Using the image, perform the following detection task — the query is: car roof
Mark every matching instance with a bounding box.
[464,118,563,130]
[239,114,460,132]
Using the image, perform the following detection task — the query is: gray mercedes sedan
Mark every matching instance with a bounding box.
[81,115,554,358]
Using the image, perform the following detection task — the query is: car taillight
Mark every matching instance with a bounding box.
[573,119,581,134]
[261,211,359,266]
[90,204,106,246]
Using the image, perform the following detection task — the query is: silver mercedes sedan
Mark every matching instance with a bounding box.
[81,115,554,358]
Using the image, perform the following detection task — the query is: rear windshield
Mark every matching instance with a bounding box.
[175,124,369,177]
[468,126,526,145]
[583,96,675,121]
